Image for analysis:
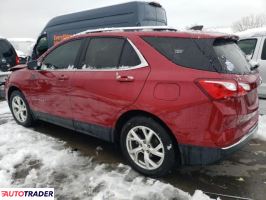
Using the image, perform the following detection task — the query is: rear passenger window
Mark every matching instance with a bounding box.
[84,38,124,69]
[42,39,82,70]
[262,39,266,60]
[119,42,141,68]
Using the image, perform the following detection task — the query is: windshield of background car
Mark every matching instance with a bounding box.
[237,39,257,59]
[142,36,251,75]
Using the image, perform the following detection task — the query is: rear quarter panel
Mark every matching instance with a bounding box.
[117,36,240,148]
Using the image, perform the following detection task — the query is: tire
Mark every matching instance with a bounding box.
[120,116,176,177]
[9,90,34,127]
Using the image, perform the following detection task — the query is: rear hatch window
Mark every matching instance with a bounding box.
[213,39,251,75]
[142,36,251,75]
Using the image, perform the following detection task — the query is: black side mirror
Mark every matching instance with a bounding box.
[27,60,40,70]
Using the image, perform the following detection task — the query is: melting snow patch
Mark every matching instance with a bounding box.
[254,115,266,141]
[0,100,214,199]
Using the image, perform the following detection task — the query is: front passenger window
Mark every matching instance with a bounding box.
[42,39,82,70]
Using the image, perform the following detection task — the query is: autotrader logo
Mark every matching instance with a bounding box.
[0,188,54,200]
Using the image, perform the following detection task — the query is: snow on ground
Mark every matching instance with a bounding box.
[0,100,213,200]
[255,115,266,141]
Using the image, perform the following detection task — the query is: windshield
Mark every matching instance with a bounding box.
[237,39,257,59]
[214,40,251,74]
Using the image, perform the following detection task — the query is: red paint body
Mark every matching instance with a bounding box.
[5,31,259,152]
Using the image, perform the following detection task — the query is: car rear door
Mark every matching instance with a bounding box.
[70,36,150,141]
[30,38,83,126]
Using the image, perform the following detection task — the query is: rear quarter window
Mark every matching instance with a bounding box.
[142,37,216,72]
[142,36,251,75]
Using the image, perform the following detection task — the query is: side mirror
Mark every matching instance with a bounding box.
[249,60,260,71]
[27,60,40,70]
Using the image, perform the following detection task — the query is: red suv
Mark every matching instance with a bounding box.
[5,27,260,177]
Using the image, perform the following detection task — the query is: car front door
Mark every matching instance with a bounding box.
[258,37,266,96]
[70,36,150,141]
[29,38,83,126]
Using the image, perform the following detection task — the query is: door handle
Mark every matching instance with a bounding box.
[58,75,69,81]
[116,72,134,82]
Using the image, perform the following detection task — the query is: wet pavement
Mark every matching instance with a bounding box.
[260,99,266,115]
[1,99,266,200]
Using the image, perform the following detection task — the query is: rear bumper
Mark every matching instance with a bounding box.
[179,123,258,165]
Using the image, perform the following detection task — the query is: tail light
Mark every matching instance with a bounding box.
[197,79,251,100]
[15,56,20,65]
[238,83,251,96]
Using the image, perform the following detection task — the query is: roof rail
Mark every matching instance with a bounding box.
[76,26,177,35]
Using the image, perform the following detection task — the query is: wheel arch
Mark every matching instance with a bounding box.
[113,109,178,146]
[7,85,21,102]
[113,109,182,166]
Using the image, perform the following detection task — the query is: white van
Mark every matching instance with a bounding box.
[237,27,266,98]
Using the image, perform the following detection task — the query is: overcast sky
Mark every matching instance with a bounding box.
[1,0,266,39]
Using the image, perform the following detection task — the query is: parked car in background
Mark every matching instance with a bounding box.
[0,37,18,97]
[5,27,260,177]
[31,1,167,59]
[8,38,35,64]
[237,27,266,98]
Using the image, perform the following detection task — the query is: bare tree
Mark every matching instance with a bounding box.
[232,14,266,32]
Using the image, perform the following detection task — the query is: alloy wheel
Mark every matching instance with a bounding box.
[12,96,28,123]
[126,126,165,170]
